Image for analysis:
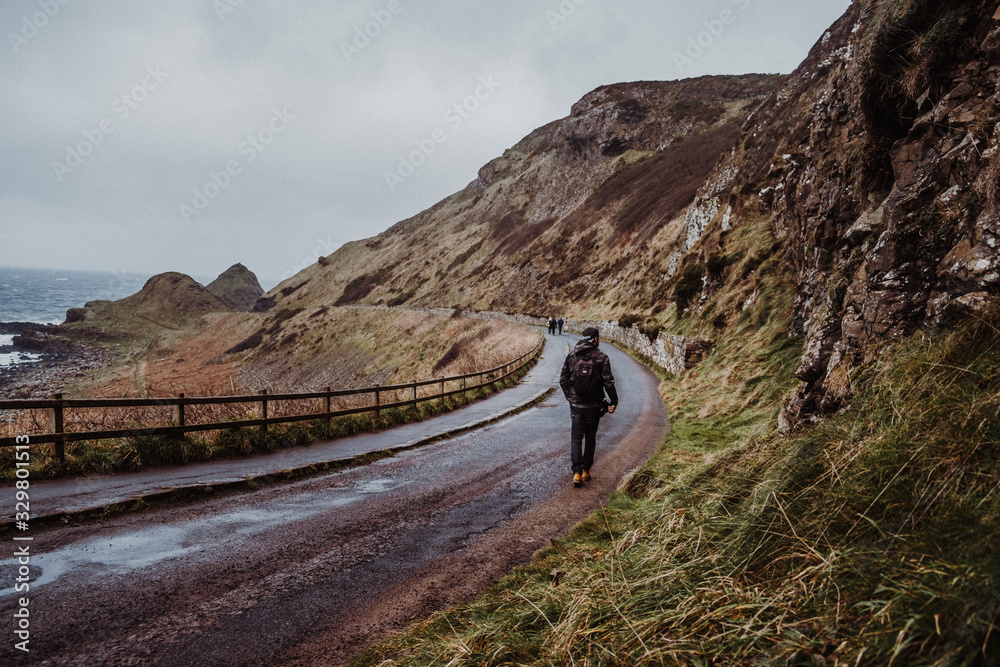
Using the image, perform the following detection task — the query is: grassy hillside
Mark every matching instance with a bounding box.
[4,306,539,478]
[60,303,534,400]
[260,75,783,319]
[353,292,1000,666]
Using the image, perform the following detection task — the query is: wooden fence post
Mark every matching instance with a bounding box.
[0,341,544,449]
[48,393,65,462]
[259,389,268,433]
[173,393,185,428]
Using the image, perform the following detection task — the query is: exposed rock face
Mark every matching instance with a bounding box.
[12,329,84,353]
[625,0,1000,423]
[206,263,264,311]
[703,0,1000,421]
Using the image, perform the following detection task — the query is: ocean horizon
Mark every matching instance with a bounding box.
[0,266,155,325]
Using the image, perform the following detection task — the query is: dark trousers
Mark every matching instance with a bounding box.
[570,405,603,474]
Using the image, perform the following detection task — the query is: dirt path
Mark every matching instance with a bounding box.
[0,340,667,665]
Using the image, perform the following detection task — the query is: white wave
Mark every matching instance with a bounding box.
[0,351,41,367]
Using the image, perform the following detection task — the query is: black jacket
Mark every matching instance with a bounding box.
[560,340,619,409]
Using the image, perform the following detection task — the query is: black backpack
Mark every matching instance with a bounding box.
[571,352,603,399]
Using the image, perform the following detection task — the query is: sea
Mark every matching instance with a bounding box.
[0,266,152,368]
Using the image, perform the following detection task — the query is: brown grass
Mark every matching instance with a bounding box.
[574,121,741,242]
[1,308,538,446]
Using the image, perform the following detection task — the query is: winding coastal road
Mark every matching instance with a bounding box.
[2,333,668,665]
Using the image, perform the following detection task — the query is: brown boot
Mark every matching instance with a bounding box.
[581,470,591,484]
[573,473,582,487]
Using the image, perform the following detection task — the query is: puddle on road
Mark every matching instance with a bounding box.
[353,477,404,494]
[0,477,410,596]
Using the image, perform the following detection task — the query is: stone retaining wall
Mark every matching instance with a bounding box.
[448,309,712,377]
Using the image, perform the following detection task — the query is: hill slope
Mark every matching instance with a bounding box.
[205,263,264,311]
[692,0,1000,422]
[263,75,782,317]
[65,271,234,335]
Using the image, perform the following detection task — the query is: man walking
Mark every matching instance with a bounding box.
[559,327,618,487]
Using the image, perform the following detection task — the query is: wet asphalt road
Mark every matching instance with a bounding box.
[1,335,668,665]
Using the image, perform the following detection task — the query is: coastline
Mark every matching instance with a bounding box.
[0,321,110,400]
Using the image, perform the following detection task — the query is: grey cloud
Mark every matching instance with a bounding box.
[1,0,851,288]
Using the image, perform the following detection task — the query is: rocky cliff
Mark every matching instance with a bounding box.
[682,0,1000,422]
[262,0,1000,424]
[205,263,264,311]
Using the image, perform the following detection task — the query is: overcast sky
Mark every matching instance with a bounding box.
[1,0,851,289]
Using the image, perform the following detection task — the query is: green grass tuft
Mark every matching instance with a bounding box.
[352,292,1000,664]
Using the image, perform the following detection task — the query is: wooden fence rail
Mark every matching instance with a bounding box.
[0,337,545,460]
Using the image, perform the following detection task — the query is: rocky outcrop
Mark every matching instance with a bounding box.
[649,0,1000,424]
[760,1,998,421]
[12,329,85,353]
[206,263,264,311]
[552,77,775,163]
[121,272,232,315]
[61,272,234,337]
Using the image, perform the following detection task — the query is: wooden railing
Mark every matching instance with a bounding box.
[0,337,544,460]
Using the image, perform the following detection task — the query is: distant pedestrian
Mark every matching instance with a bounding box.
[547,317,556,335]
[559,327,618,487]
[557,318,564,335]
